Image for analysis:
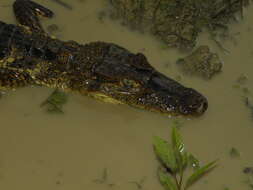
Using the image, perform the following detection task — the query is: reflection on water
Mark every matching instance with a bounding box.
[0,0,253,190]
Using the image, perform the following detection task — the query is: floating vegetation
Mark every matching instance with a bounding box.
[176,46,223,79]
[229,147,241,158]
[40,89,68,114]
[108,0,250,50]
[153,127,217,190]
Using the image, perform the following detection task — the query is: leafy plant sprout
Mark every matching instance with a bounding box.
[153,127,217,190]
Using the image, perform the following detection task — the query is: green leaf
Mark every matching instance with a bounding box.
[171,127,185,170]
[153,136,177,172]
[171,127,184,153]
[158,168,177,190]
[182,151,189,169]
[188,154,200,169]
[185,160,218,189]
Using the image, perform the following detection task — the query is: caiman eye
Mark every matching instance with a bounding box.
[122,79,139,88]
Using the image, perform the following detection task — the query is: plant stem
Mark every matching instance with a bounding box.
[173,174,181,190]
[179,169,184,188]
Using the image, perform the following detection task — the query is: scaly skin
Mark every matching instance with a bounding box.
[0,0,208,116]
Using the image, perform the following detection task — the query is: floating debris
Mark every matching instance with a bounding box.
[129,177,146,189]
[176,46,223,79]
[51,0,72,10]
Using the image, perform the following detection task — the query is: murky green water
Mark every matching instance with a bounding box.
[0,0,253,190]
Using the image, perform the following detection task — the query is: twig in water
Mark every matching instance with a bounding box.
[51,0,72,10]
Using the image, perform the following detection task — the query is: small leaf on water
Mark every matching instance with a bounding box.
[229,147,240,158]
[185,160,218,189]
[153,136,178,172]
[158,168,177,190]
[188,154,200,169]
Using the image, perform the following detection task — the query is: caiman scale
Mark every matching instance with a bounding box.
[0,0,208,116]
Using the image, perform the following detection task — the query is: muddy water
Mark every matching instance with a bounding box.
[0,0,253,189]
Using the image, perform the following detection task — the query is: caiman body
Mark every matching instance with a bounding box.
[0,0,208,116]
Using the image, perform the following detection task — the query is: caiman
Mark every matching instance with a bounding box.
[0,0,208,116]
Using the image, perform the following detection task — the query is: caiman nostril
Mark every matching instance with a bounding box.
[197,98,208,114]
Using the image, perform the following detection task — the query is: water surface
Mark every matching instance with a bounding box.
[0,0,253,189]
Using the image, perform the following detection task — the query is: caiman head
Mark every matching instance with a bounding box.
[90,44,208,116]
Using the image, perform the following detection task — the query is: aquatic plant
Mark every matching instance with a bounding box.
[40,89,68,114]
[108,0,250,50]
[153,127,217,190]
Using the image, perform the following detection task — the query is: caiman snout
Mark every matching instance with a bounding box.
[178,90,208,115]
[143,72,208,116]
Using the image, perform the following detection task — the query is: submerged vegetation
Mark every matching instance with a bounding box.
[40,89,68,114]
[233,74,253,120]
[243,167,253,189]
[153,127,217,190]
[108,0,250,50]
[229,147,241,158]
[176,46,223,79]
